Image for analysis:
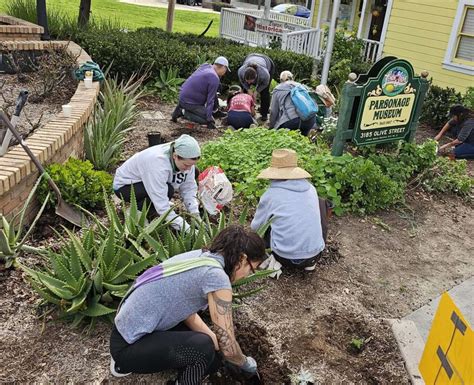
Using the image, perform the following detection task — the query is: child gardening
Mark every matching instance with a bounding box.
[251,149,326,272]
[226,86,256,129]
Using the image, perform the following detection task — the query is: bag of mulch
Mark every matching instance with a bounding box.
[198,166,233,215]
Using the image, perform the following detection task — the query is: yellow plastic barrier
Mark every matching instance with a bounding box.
[419,293,473,384]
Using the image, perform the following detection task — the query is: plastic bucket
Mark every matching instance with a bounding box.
[147,132,162,147]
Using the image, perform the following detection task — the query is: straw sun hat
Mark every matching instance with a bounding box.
[257,149,311,180]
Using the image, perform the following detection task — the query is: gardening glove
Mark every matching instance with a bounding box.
[224,356,259,381]
[259,253,282,279]
[207,121,216,130]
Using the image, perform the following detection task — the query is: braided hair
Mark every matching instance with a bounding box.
[208,225,266,277]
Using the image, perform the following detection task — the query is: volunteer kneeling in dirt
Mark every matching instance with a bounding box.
[435,104,474,159]
[251,149,327,272]
[171,56,230,130]
[110,225,265,383]
[113,134,201,232]
[269,71,316,135]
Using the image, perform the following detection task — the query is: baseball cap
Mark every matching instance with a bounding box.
[214,56,231,72]
[173,134,201,159]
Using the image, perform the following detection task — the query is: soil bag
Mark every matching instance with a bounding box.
[198,166,233,215]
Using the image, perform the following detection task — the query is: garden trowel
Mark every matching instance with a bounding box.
[0,111,85,227]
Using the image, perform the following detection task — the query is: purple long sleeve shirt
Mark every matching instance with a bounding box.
[179,64,219,122]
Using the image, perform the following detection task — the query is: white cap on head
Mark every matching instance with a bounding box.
[214,56,231,72]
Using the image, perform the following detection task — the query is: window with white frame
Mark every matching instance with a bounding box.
[444,0,474,75]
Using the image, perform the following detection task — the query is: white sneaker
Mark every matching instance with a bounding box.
[304,262,317,271]
[110,357,131,377]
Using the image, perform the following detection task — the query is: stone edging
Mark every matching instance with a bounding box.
[0,15,43,41]
[0,40,99,220]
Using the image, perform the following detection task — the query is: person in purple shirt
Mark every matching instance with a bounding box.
[172,57,230,130]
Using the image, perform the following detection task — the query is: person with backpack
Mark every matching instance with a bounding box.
[226,86,257,129]
[110,225,266,384]
[251,149,327,272]
[237,53,275,121]
[269,71,317,136]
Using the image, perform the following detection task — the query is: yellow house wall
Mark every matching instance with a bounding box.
[383,0,472,93]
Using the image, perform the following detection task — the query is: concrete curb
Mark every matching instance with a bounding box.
[387,319,425,385]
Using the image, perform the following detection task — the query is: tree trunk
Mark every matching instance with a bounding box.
[166,0,176,32]
[36,0,50,40]
[78,0,92,28]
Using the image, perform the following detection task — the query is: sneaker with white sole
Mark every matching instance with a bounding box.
[304,262,317,271]
[110,357,131,377]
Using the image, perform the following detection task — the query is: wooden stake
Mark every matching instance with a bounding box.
[166,0,176,32]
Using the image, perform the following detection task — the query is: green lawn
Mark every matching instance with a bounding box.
[0,0,220,35]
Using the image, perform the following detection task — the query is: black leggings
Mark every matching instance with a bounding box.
[110,324,221,384]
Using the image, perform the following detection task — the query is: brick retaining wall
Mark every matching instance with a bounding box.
[0,15,43,41]
[0,39,99,224]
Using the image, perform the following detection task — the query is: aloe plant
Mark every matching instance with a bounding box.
[21,193,273,326]
[147,68,185,103]
[0,176,49,268]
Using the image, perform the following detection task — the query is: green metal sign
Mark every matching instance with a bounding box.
[331,57,430,156]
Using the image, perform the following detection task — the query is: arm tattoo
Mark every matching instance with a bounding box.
[213,293,233,315]
[211,293,244,364]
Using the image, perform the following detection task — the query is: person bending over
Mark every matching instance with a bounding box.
[237,53,274,121]
[172,56,230,130]
[110,225,266,384]
[226,86,256,129]
[251,149,326,272]
[435,104,474,159]
[113,134,201,232]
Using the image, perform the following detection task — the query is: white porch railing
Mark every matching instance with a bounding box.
[220,8,321,58]
[281,28,324,59]
[362,38,383,62]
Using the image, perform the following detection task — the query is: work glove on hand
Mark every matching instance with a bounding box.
[207,121,216,130]
[224,356,259,381]
[259,253,282,279]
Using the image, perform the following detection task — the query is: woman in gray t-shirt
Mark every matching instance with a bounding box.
[109,225,267,384]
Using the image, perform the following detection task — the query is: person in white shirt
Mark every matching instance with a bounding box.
[113,134,201,231]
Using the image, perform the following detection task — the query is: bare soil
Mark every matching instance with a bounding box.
[1,99,473,384]
[0,68,77,143]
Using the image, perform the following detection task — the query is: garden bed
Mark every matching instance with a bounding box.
[1,95,473,383]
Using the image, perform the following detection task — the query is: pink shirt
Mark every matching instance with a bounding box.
[229,93,255,113]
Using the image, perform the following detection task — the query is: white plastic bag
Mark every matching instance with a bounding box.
[198,166,233,215]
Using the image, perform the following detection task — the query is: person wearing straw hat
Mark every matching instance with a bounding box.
[113,134,201,232]
[251,149,326,271]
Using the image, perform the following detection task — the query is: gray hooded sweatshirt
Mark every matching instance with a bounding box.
[237,54,273,93]
[251,179,325,260]
[269,81,300,129]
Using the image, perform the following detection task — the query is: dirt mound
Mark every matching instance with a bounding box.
[292,313,408,384]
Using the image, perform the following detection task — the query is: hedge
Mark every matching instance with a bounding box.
[74,28,314,86]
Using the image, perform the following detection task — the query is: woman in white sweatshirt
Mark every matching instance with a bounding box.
[113,134,201,232]
[251,149,326,271]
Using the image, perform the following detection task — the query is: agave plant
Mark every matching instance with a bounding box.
[147,67,185,103]
[0,176,49,268]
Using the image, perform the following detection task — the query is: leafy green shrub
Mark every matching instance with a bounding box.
[463,87,474,110]
[146,68,185,103]
[85,73,145,171]
[74,28,314,87]
[420,84,463,128]
[38,158,113,210]
[422,158,473,197]
[200,129,459,215]
[21,193,272,325]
